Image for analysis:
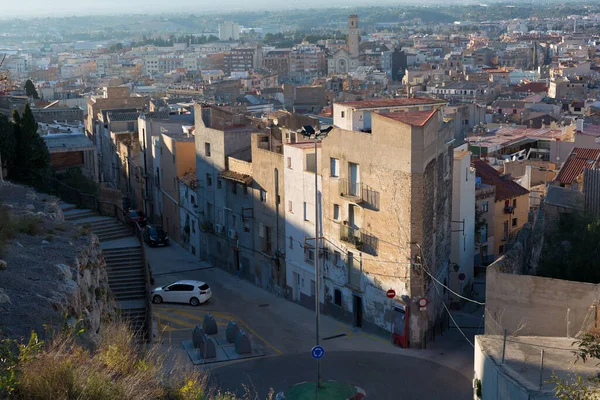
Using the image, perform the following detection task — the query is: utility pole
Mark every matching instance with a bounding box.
[298,124,332,393]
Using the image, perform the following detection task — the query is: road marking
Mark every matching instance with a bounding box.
[155,311,196,329]
[157,307,283,356]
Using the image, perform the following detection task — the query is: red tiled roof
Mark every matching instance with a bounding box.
[473,160,529,202]
[376,110,437,127]
[554,147,600,185]
[512,82,548,93]
[335,97,446,109]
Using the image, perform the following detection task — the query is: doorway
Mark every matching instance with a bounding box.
[233,249,240,276]
[293,272,301,302]
[353,295,363,328]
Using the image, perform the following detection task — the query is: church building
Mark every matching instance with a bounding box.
[328,15,362,74]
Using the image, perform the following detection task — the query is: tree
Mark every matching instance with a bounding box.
[0,115,16,175]
[551,332,600,399]
[23,79,39,99]
[12,104,50,173]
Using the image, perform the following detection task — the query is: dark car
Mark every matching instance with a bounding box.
[143,225,169,247]
[128,209,147,227]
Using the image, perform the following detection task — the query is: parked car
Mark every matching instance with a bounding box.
[151,280,212,306]
[127,209,147,227]
[143,225,169,247]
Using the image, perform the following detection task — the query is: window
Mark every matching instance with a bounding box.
[232,182,237,194]
[512,217,518,227]
[217,179,222,189]
[303,202,308,221]
[334,288,342,306]
[206,173,212,187]
[260,190,267,203]
[482,202,488,213]
[205,142,211,157]
[512,199,517,208]
[287,157,292,168]
[499,245,505,255]
[289,236,293,249]
[334,251,341,266]
[333,204,340,220]
[341,111,345,118]
[330,158,340,177]
[288,200,293,213]
[305,248,315,263]
[191,195,195,205]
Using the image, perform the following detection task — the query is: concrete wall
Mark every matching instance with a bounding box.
[474,336,549,400]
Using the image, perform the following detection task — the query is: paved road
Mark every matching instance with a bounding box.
[146,242,476,399]
[209,351,472,399]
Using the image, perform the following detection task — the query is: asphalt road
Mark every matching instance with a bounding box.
[209,351,472,399]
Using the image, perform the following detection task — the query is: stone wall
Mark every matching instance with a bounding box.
[0,182,114,346]
[228,157,253,175]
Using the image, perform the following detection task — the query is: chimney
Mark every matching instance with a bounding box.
[576,118,584,133]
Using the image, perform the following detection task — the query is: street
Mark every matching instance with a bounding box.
[146,241,476,399]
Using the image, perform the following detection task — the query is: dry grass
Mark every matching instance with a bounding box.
[6,319,266,400]
[0,203,43,255]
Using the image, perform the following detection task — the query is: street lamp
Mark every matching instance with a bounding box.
[297,124,332,391]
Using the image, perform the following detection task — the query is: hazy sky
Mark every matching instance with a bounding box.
[2,0,370,18]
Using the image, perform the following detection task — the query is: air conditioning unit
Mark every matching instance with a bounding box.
[228,229,238,240]
[215,224,224,234]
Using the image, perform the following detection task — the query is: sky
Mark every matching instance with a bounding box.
[1,0,417,18]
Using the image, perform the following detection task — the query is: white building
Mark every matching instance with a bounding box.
[178,172,202,257]
[450,148,476,306]
[218,21,240,41]
[283,141,323,308]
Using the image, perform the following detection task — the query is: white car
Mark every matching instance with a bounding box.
[151,280,212,306]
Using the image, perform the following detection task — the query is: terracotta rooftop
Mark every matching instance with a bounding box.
[335,97,446,109]
[554,147,600,185]
[512,82,548,93]
[218,170,253,185]
[473,160,529,202]
[376,110,438,127]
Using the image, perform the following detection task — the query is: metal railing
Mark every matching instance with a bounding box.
[12,168,152,343]
[338,179,380,210]
[340,225,361,246]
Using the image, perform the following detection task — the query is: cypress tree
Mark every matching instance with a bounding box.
[0,115,16,175]
[13,104,50,172]
[24,79,39,99]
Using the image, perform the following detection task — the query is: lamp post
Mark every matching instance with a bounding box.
[297,125,332,392]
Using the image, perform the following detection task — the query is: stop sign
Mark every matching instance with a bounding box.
[386,289,396,299]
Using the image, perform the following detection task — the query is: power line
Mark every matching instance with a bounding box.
[422,264,485,306]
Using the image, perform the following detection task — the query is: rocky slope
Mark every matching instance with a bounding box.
[0,181,114,345]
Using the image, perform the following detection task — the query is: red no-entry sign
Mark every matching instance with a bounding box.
[386,289,396,299]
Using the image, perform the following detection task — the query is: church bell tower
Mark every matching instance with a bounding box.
[348,15,359,59]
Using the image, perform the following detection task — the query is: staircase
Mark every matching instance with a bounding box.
[58,201,149,339]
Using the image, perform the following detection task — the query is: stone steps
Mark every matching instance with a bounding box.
[63,209,97,221]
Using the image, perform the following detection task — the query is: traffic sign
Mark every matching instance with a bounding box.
[386,289,396,299]
[418,298,428,308]
[311,345,325,359]
[458,273,466,281]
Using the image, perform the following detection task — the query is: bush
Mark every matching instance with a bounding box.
[0,203,43,255]
[55,167,99,196]
[1,320,256,400]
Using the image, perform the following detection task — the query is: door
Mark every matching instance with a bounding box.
[293,272,301,302]
[180,284,195,303]
[348,204,355,228]
[164,284,180,302]
[234,248,240,276]
[353,295,363,328]
[349,162,360,196]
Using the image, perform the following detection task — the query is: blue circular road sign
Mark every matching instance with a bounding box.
[311,345,325,359]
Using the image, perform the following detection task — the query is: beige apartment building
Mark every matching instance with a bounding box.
[321,98,453,347]
[474,160,530,258]
[160,130,195,243]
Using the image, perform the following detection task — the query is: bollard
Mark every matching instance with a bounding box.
[226,321,240,343]
[203,313,218,335]
[235,329,252,354]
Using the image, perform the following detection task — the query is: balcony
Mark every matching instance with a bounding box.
[504,206,515,214]
[340,225,379,256]
[339,179,380,210]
